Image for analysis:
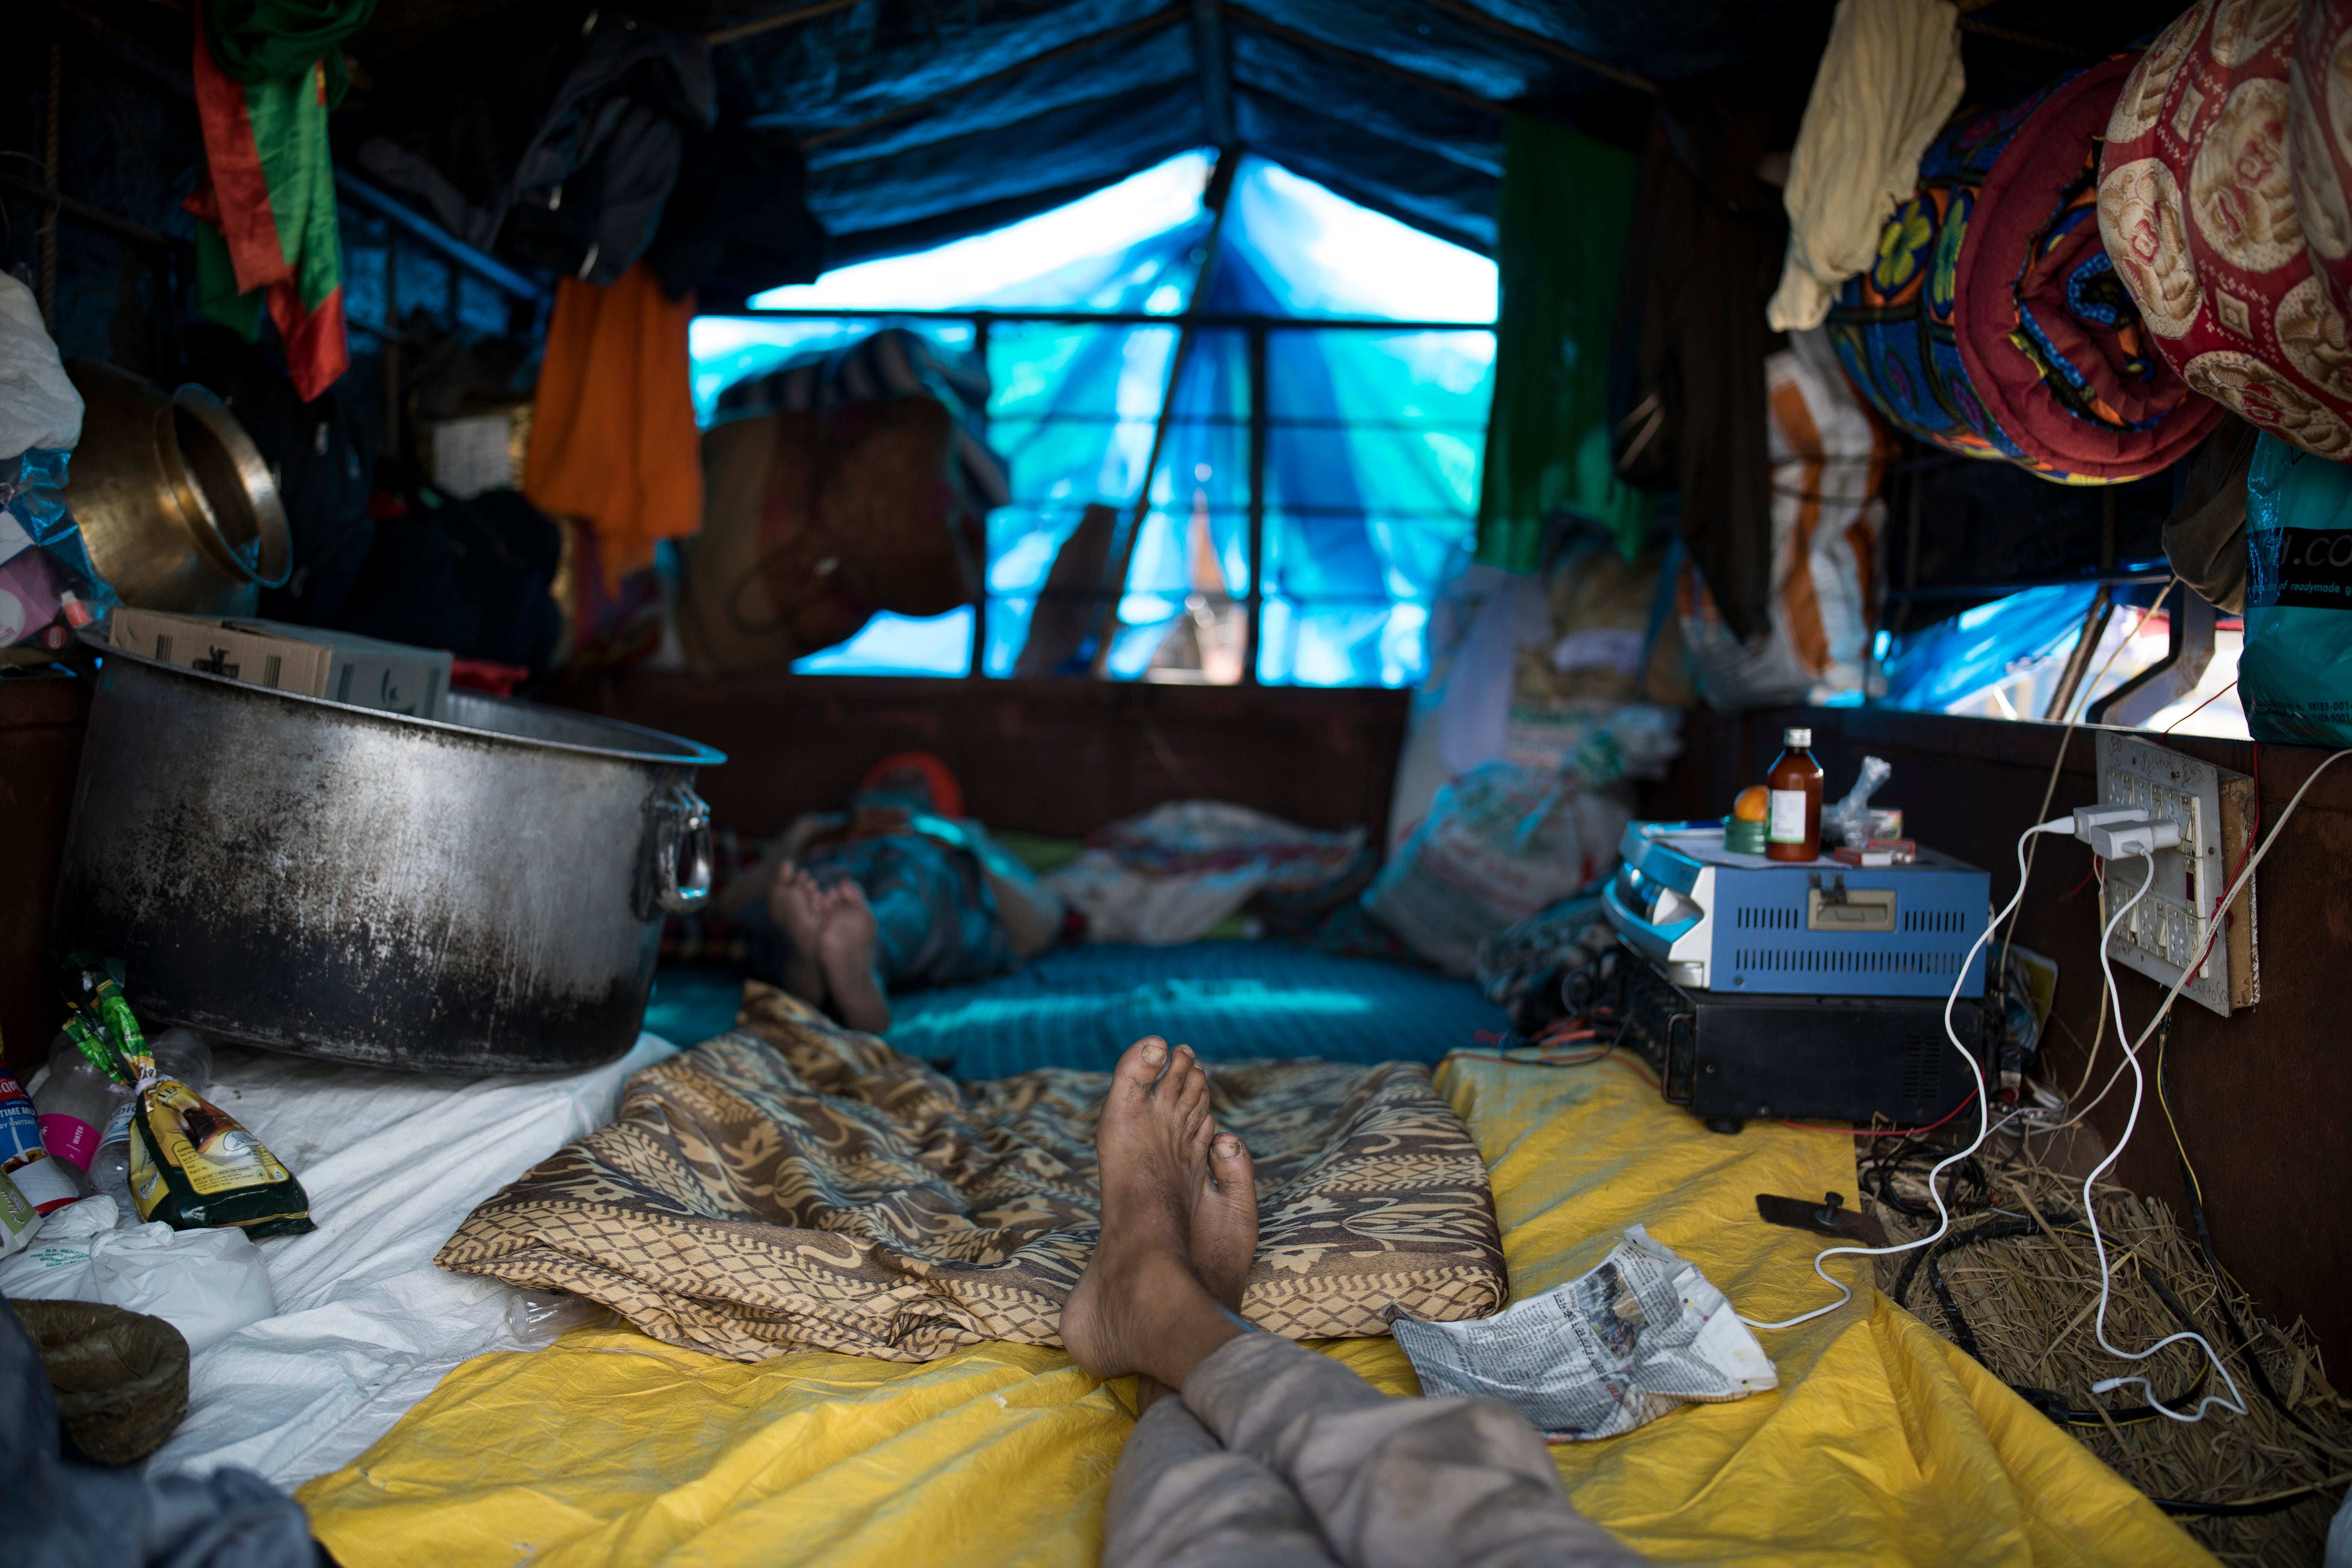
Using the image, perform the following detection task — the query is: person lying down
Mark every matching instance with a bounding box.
[718,753,1064,1035]
[1074,1034,1646,1568]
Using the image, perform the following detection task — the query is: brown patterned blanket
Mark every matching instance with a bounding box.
[437,982,1506,1361]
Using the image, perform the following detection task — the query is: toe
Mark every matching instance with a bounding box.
[1114,1036,1170,1093]
[1209,1131,1255,1196]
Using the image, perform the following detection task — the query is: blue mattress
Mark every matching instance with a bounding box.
[646,942,1506,1078]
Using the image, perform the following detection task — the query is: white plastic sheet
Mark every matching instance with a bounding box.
[110,1031,677,1486]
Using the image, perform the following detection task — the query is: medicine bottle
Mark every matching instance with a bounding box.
[1765,726,1824,862]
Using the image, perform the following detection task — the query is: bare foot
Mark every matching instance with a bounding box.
[1062,1038,1244,1386]
[816,880,892,1034]
[767,861,828,1007]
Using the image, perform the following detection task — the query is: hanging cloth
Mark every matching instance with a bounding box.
[1610,96,1788,641]
[1767,0,1964,332]
[186,0,370,402]
[1477,116,1648,571]
[524,263,703,591]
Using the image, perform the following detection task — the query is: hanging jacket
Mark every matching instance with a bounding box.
[355,7,715,286]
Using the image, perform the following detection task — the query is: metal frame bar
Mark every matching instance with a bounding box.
[1244,321,1268,684]
[1088,150,1243,675]
[1883,569,2172,603]
[739,306,1494,331]
[333,172,547,304]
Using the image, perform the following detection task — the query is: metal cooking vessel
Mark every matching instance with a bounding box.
[51,644,722,1073]
[64,360,291,615]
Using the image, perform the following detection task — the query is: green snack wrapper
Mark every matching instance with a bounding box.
[65,953,313,1237]
[127,1078,313,1237]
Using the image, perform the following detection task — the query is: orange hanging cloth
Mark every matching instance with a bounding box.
[525,263,702,590]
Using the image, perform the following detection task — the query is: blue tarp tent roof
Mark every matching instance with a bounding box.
[359,0,1847,266]
[738,0,1824,262]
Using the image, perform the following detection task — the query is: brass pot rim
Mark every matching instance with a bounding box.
[165,384,292,589]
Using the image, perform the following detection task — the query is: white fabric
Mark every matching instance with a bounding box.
[1767,0,1965,332]
[0,1033,677,1488]
[1045,850,1271,945]
[0,272,83,459]
[1681,328,1890,712]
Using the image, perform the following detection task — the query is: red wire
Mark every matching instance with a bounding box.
[1776,1090,1975,1137]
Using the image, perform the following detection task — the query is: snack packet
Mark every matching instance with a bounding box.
[62,961,313,1238]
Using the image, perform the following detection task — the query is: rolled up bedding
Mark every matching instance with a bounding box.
[2099,0,2352,461]
[1830,59,2221,482]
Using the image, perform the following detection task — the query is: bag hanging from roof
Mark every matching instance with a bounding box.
[2098,0,2352,462]
[2242,433,2352,747]
[1828,58,2220,484]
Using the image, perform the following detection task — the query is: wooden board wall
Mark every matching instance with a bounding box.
[0,670,93,1078]
[555,673,1413,842]
[1649,704,2352,1377]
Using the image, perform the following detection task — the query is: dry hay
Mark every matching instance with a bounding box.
[1859,1140,2352,1565]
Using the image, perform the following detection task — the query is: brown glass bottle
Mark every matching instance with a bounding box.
[1764,726,1824,862]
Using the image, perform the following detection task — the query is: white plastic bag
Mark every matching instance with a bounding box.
[0,1217,275,1355]
[1363,761,1628,975]
[89,1222,277,1354]
[0,272,83,461]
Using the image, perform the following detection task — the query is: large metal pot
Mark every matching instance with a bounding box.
[64,360,291,615]
[51,644,723,1073]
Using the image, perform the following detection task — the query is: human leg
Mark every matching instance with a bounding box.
[1094,1048,1336,1568]
[1066,1036,1643,1568]
[1180,1335,1646,1568]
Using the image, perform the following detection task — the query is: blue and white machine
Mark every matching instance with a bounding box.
[1602,821,1992,997]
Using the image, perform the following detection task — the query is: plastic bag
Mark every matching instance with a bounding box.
[1,448,115,651]
[84,1222,276,1355]
[0,271,83,459]
[1821,756,1893,848]
[2242,434,2352,747]
[1363,761,1628,975]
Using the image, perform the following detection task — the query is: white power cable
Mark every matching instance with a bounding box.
[1737,814,2077,1332]
[2080,850,2247,1423]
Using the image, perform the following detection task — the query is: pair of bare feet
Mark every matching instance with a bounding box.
[768,861,893,1034]
[1061,1036,1260,1403]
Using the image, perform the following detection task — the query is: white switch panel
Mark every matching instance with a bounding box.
[2092,734,2257,1015]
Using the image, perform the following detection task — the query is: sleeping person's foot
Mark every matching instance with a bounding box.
[767,861,829,1007]
[1061,1038,1245,1387]
[816,880,892,1034]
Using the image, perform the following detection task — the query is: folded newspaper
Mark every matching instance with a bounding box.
[1388,1225,1777,1441]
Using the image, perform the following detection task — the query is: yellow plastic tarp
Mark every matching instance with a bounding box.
[301,1054,2215,1568]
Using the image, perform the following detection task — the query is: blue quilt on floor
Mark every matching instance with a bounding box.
[646,942,1506,1078]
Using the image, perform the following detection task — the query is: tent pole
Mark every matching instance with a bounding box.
[1088,149,1242,677]
[968,313,993,679]
[1244,321,1267,685]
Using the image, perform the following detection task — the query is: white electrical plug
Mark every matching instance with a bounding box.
[2075,808,2182,860]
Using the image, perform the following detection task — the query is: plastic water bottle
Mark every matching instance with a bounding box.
[84,1027,214,1222]
[35,1034,133,1179]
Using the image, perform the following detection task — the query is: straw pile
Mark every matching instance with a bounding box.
[1860,1141,2352,1565]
